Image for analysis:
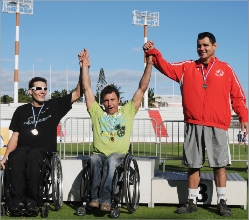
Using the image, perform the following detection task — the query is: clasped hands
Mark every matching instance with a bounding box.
[78,48,90,68]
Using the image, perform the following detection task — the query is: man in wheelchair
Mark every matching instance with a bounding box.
[0,74,83,216]
[78,48,153,212]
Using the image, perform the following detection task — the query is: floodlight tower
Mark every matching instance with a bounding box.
[2,0,33,103]
[132,10,159,108]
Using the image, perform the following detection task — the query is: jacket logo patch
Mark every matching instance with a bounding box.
[215,69,224,77]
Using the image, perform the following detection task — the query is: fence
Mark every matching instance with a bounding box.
[59,117,248,163]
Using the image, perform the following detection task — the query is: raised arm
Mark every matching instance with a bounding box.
[0,132,19,170]
[78,48,95,110]
[132,55,153,111]
[71,51,85,103]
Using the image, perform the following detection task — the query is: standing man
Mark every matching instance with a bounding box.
[78,48,153,212]
[0,75,83,216]
[143,32,248,217]
[237,131,242,145]
[242,131,247,147]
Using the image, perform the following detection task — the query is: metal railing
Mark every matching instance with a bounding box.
[59,117,248,163]
[1,117,247,163]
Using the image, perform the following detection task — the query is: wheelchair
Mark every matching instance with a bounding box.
[0,152,63,218]
[76,153,140,218]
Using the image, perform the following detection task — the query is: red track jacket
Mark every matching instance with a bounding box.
[146,48,248,130]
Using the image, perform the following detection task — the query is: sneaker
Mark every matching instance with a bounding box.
[100,203,111,212]
[176,199,197,214]
[217,199,232,217]
[10,203,25,216]
[89,200,99,208]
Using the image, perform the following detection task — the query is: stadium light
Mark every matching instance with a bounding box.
[132,10,159,109]
[2,0,33,103]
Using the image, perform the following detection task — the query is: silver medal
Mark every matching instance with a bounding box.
[31,129,38,135]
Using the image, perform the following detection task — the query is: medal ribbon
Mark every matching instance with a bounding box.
[32,103,44,129]
[106,113,118,134]
[201,58,215,83]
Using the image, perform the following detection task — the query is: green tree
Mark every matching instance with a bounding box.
[18,88,32,103]
[68,88,83,102]
[148,88,161,107]
[96,68,107,104]
[61,89,68,97]
[1,95,13,104]
[51,90,61,99]
[148,88,155,107]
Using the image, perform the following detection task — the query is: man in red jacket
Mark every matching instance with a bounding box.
[143,32,248,217]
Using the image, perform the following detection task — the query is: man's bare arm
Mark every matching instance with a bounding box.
[0,132,19,170]
[132,55,153,111]
[78,48,95,110]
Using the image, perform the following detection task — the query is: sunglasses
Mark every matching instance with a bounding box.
[31,87,48,91]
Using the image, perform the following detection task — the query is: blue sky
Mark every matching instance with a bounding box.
[0,1,248,102]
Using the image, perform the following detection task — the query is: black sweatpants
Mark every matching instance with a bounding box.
[8,147,48,208]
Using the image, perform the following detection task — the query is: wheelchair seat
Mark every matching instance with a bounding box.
[0,152,63,218]
[76,153,140,218]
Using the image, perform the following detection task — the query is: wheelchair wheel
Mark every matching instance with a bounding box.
[1,204,6,216]
[51,153,63,210]
[110,207,120,218]
[76,206,86,216]
[80,162,91,205]
[123,155,140,214]
[1,170,7,216]
[41,205,49,218]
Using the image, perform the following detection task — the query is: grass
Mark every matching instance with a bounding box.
[1,143,248,219]
[2,202,248,219]
[58,142,248,161]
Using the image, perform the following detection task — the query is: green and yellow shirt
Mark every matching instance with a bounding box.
[88,101,137,156]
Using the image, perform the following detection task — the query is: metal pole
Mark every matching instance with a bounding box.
[155,72,156,95]
[126,73,127,102]
[50,65,51,99]
[14,3,20,103]
[144,25,148,108]
[173,81,174,110]
[67,66,68,94]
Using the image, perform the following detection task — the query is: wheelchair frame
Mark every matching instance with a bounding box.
[76,153,140,218]
[0,152,63,218]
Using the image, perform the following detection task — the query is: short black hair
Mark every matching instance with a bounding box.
[28,77,47,89]
[100,85,120,103]
[197,32,216,45]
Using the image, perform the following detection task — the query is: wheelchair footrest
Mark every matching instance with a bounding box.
[10,209,39,217]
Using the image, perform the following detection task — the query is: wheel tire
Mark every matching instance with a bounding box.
[41,207,49,218]
[76,207,86,216]
[54,203,60,211]
[110,208,120,218]
[1,205,6,216]
[51,154,63,209]
[80,176,85,199]
[1,172,5,217]
[124,155,140,214]
[80,163,91,204]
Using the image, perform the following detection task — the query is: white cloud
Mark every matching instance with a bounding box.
[131,47,142,52]
[1,58,13,62]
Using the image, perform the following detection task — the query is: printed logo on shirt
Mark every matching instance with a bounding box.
[100,112,126,139]
[24,115,51,125]
[215,69,224,77]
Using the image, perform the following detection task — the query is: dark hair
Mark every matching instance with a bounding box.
[197,32,216,45]
[28,77,47,89]
[100,85,120,103]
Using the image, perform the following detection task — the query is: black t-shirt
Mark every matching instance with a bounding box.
[9,94,72,152]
